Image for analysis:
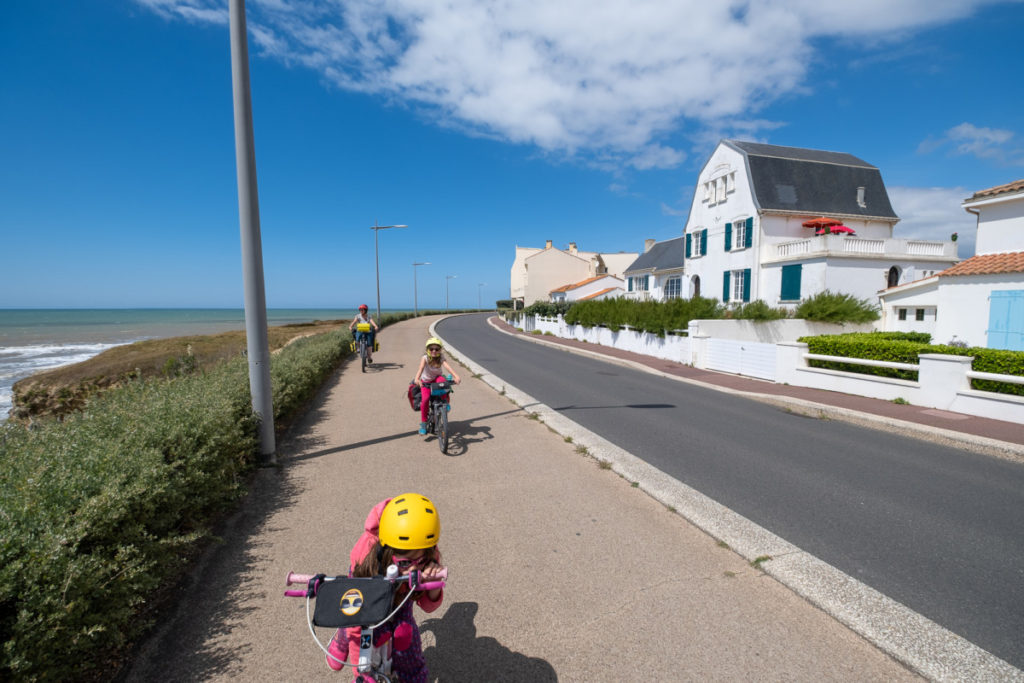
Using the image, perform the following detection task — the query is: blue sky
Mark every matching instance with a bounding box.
[2,0,1023,309]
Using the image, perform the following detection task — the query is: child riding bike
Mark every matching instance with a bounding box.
[413,338,461,435]
[349,305,379,363]
[326,493,447,681]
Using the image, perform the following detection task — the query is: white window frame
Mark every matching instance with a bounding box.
[732,218,747,251]
[664,276,681,299]
[731,269,745,303]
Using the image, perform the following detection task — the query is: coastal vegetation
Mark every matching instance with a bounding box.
[9,319,349,422]
[0,309,463,680]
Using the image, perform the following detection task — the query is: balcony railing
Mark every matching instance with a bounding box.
[766,235,956,262]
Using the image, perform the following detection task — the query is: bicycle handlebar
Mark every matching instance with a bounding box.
[284,568,447,597]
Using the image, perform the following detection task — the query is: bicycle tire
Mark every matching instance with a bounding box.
[437,404,448,454]
[360,340,367,372]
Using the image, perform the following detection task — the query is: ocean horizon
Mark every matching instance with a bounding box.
[0,307,411,421]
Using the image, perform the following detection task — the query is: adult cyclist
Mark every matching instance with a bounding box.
[349,304,379,364]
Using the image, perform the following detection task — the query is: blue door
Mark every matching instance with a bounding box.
[987,290,1024,351]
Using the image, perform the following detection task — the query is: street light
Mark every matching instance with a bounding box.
[413,261,431,317]
[477,283,486,310]
[370,221,407,323]
[445,275,457,312]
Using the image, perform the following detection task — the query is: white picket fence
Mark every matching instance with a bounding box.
[509,314,1024,424]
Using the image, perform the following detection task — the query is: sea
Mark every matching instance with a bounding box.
[0,308,367,422]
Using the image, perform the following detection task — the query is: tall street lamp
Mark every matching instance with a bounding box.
[445,275,457,312]
[229,0,274,462]
[413,261,430,317]
[371,221,407,322]
[477,283,486,310]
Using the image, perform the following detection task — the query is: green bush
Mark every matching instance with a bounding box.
[793,290,879,323]
[731,300,790,321]
[0,327,356,681]
[798,332,1024,395]
[563,296,724,336]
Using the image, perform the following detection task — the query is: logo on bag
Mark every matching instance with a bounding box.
[340,588,364,616]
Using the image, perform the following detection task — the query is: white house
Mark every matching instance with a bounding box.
[509,241,636,307]
[682,140,958,308]
[879,179,1024,349]
[623,237,686,300]
[550,275,624,303]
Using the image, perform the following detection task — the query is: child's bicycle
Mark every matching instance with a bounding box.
[285,566,447,682]
[425,375,454,454]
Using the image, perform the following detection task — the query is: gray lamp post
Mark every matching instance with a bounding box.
[370,221,407,322]
[229,0,274,462]
[445,275,457,312]
[413,261,430,317]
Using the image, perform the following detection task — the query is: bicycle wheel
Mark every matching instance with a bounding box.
[427,402,436,435]
[360,340,367,372]
[436,404,448,454]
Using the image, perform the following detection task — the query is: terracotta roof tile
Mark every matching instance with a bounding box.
[549,275,609,293]
[970,179,1024,200]
[938,251,1024,277]
[578,287,620,301]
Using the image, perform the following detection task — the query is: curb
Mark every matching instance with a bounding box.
[431,317,1024,682]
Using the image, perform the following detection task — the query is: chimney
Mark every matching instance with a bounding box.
[644,238,655,252]
[568,242,578,255]
[857,186,866,209]
[545,239,552,249]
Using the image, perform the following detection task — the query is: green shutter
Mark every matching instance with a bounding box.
[627,277,633,292]
[780,264,801,301]
[685,233,692,258]
[701,229,708,255]
[724,222,732,251]
[745,217,753,248]
[742,268,751,302]
[722,271,731,302]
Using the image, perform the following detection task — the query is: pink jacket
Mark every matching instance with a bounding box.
[342,498,444,667]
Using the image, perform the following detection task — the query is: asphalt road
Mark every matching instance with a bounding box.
[437,313,1024,669]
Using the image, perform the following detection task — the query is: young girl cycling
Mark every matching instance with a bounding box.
[414,337,461,435]
[326,493,447,681]
[348,304,379,363]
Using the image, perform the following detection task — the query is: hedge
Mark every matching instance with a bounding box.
[0,327,366,681]
[798,332,1024,396]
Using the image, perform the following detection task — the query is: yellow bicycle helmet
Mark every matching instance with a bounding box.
[425,337,443,352]
[379,493,441,550]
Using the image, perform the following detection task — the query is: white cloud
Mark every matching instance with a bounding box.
[918,122,1024,165]
[134,0,1009,169]
[888,186,977,258]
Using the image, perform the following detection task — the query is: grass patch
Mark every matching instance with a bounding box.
[596,459,611,469]
[750,555,773,570]
[892,397,910,405]
[563,435,573,443]
[631,482,639,488]
[717,540,731,550]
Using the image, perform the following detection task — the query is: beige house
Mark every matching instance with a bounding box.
[510,240,637,307]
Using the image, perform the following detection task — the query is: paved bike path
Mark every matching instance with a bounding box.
[123,315,921,681]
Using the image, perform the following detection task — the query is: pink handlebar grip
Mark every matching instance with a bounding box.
[284,589,308,597]
[416,580,445,591]
[286,572,315,586]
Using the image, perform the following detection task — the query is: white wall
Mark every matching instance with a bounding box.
[690,318,875,343]
[684,145,760,300]
[934,273,1024,347]
[973,194,1024,255]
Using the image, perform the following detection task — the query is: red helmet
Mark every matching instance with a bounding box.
[358,304,368,311]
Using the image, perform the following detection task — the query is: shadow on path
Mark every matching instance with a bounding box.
[421,602,557,681]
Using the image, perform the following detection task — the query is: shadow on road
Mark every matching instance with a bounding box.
[421,602,557,681]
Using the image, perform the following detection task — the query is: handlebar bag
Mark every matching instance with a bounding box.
[429,382,449,396]
[312,577,396,629]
